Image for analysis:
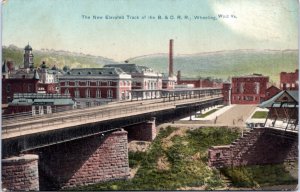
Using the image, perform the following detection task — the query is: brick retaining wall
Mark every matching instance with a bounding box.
[208,128,298,168]
[38,129,129,189]
[2,154,39,191]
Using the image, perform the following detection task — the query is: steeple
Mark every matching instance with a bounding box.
[24,43,34,69]
[33,69,40,80]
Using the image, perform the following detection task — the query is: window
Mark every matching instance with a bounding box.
[75,89,80,98]
[292,83,295,88]
[6,84,11,93]
[28,84,33,92]
[86,89,90,98]
[239,83,244,93]
[64,88,69,95]
[96,89,101,98]
[107,89,113,98]
[254,82,260,94]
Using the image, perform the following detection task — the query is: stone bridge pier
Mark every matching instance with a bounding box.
[124,117,157,141]
[2,129,130,191]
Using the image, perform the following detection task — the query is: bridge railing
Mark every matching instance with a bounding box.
[2,95,224,134]
[3,88,222,124]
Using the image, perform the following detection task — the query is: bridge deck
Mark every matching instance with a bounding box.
[3,95,223,139]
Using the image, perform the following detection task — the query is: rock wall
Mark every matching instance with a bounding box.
[208,128,298,168]
[2,154,39,191]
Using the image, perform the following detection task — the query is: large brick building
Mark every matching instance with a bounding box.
[231,74,269,104]
[2,45,60,104]
[280,69,298,90]
[2,67,40,104]
[59,67,132,108]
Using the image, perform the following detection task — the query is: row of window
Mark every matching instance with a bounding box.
[62,80,132,86]
[6,84,34,93]
[63,81,114,86]
[232,96,258,101]
[64,88,114,98]
[281,83,297,88]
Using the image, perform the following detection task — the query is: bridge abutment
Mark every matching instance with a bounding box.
[38,129,129,190]
[208,128,298,168]
[125,117,157,141]
[2,154,39,191]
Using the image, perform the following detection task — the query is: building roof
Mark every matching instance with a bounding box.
[259,90,298,108]
[2,62,8,73]
[232,74,269,78]
[33,70,40,80]
[10,93,74,106]
[64,67,127,76]
[266,85,281,91]
[9,69,38,79]
[24,44,32,51]
[104,64,154,73]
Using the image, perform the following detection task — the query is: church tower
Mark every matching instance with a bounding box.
[24,44,34,68]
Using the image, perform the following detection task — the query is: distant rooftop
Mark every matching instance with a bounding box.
[104,64,154,74]
[260,90,298,108]
[232,73,269,78]
[64,67,127,76]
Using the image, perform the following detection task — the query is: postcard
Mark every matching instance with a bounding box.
[1,0,298,191]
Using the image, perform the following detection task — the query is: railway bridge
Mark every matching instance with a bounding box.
[2,88,224,190]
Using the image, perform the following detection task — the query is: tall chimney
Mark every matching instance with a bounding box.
[169,39,174,77]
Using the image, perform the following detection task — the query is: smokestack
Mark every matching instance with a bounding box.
[169,39,173,77]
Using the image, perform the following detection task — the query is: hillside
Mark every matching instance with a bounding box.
[130,50,298,84]
[3,46,298,84]
[2,45,117,69]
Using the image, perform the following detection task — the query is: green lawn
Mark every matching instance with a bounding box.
[195,109,218,118]
[251,111,268,119]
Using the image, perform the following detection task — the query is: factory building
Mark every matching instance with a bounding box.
[231,74,269,104]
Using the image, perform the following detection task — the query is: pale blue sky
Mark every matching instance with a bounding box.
[2,0,298,61]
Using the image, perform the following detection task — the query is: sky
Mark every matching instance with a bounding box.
[2,0,298,61]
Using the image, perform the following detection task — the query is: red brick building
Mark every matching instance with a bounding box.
[2,68,39,104]
[280,69,298,90]
[59,67,132,108]
[231,74,269,104]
